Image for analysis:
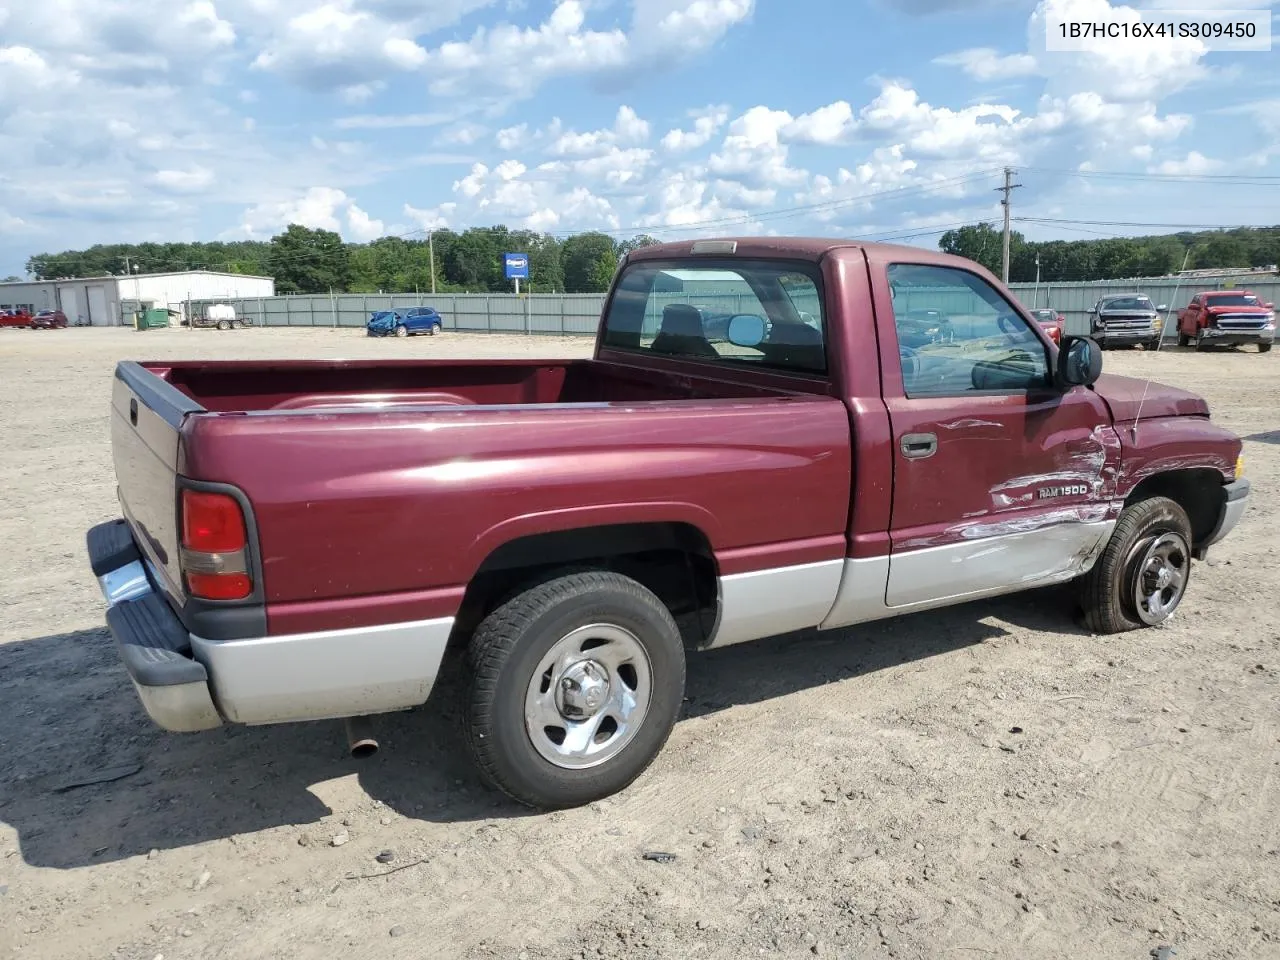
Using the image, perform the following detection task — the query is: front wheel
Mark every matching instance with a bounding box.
[1077,496,1193,634]
[463,570,686,809]
[1260,342,1272,354]
[216,319,231,331]
[394,324,408,338]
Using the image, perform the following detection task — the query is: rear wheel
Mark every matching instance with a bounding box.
[427,323,439,336]
[231,319,244,329]
[216,319,231,331]
[463,570,686,809]
[1077,496,1193,634]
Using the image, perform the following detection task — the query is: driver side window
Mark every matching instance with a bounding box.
[887,263,1049,398]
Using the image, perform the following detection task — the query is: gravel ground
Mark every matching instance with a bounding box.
[0,326,1277,960]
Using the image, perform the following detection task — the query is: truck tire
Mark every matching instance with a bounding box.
[463,570,686,809]
[1077,496,1193,634]
[232,319,245,329]
[1260,342,1272,353]
[217,319,231,331]
[1195,331,1209,352]
[395,324,408,338]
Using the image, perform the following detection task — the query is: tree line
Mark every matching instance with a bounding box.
[23,226,658,295]
[21,221,1280,294]
[938,223,1280,283]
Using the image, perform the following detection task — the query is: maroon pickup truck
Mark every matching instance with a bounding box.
[86,238,1250,809]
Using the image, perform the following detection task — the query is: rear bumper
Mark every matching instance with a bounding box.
[86,519,455,731]
[1197,478,1250,557]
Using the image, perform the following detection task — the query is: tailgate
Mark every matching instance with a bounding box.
[110,362,204,605]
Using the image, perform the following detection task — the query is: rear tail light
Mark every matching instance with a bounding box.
[180,489,252,600]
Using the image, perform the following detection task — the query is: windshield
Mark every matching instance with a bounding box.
[370,311,395,321]
[1101,297,1154,311]
[1205,294,1261,307]
[600,259,827,375]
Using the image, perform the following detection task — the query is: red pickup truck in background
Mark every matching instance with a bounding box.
[0,308,33,328]
[86,238,1250,809]
[1177,290,1275,352]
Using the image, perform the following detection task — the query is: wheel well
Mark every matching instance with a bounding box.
[1125,469,1222,545]
[449,522,719,651]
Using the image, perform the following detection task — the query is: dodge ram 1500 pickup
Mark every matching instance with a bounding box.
[86,237,1251,809]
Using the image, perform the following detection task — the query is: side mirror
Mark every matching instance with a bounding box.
[1058,335,1102,388]
[1265,302,1275,310]
[1156,304,1168,312]
[727,314,767,347]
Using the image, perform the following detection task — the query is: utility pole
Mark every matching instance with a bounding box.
[1033,252,1041,308]
[428,230,436,295]
[995,166,1022,284]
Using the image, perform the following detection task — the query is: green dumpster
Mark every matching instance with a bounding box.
[135,308,171,330]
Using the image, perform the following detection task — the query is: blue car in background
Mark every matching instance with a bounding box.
[367,306,444,338]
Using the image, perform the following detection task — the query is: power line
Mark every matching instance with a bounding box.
[1022,166,1280,185]
[1015,216,1276,230]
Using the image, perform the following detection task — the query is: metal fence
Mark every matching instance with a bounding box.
[190,274,1279,340]
[187,293,608,336]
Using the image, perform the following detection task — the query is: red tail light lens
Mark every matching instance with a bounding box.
[182,491,247,553]
[185,572,253,600]
[181,489,252,600]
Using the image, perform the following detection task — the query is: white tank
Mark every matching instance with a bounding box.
[206,304,236,323]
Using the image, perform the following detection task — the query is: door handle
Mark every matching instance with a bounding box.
[900,432,937,459]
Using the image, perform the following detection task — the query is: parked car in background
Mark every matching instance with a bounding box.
[367,306,444,338]
[1177,290,1274,353]
[87,236,1249,810]
[1088,294,1166,350]
[1029,308,1065,345]
[31,309,68,330]
[0,308,32,328]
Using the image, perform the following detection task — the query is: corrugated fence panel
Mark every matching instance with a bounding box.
[187,278,1277,340]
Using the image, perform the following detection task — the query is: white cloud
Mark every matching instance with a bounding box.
[347,203,385,241]
[660,105,728,152]
[403,202,456,231]
[783,101,856,146]
[1149,151,1223,176]
[443,123,488,145]
[934,47,1038,80]
[496,123,530,150]
[152,167,215,194]
[334,112,453,130]
[236,187,385,240]
[552,105,651,155]
[708,106,808,188]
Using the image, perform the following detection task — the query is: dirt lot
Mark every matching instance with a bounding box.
[1,326,1277,960]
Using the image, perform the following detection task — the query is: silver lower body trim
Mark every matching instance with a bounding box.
[707,559,844,648]
[192,617,455,725]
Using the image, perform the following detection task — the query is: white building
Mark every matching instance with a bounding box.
[0,270,275,326]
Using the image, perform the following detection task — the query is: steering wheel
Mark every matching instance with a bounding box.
[996,313,1025,337]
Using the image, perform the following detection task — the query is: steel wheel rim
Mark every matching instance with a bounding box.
[524,623,653,770]
[1131,531,1190,625]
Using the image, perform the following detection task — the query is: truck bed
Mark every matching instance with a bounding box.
[141,358,801,412]
[111,357,854,641]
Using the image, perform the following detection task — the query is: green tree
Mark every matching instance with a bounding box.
[562,232,618,292]
[938,223,1005,276]
[2,274,20,282]
[268,224,351,293]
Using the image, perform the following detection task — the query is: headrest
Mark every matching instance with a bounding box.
[660,304,705,338]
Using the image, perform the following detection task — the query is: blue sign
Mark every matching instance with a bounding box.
[503,252,529,280]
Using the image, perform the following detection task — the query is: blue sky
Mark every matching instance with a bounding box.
[1,0,1279,275]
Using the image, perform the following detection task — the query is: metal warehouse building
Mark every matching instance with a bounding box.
[0,270,275,326]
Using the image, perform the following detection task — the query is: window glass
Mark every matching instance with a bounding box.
[887,263,1050,397]
[601,259,826,375]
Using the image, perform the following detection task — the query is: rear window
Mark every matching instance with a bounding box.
[600,259,827,376]
[1205,294,1260,307]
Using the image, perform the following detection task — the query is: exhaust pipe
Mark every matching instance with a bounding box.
[344,716,379,759]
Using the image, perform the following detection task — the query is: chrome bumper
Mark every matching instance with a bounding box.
[87,519,455,731]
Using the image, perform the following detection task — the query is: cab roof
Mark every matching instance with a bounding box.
[623,236,976,268]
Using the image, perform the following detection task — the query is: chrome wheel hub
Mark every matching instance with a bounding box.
[557,660,610,719]
[524,624,653,770]
[1132,531,1190,625]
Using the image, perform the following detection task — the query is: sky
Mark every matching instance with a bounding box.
[1,0,1279,276]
